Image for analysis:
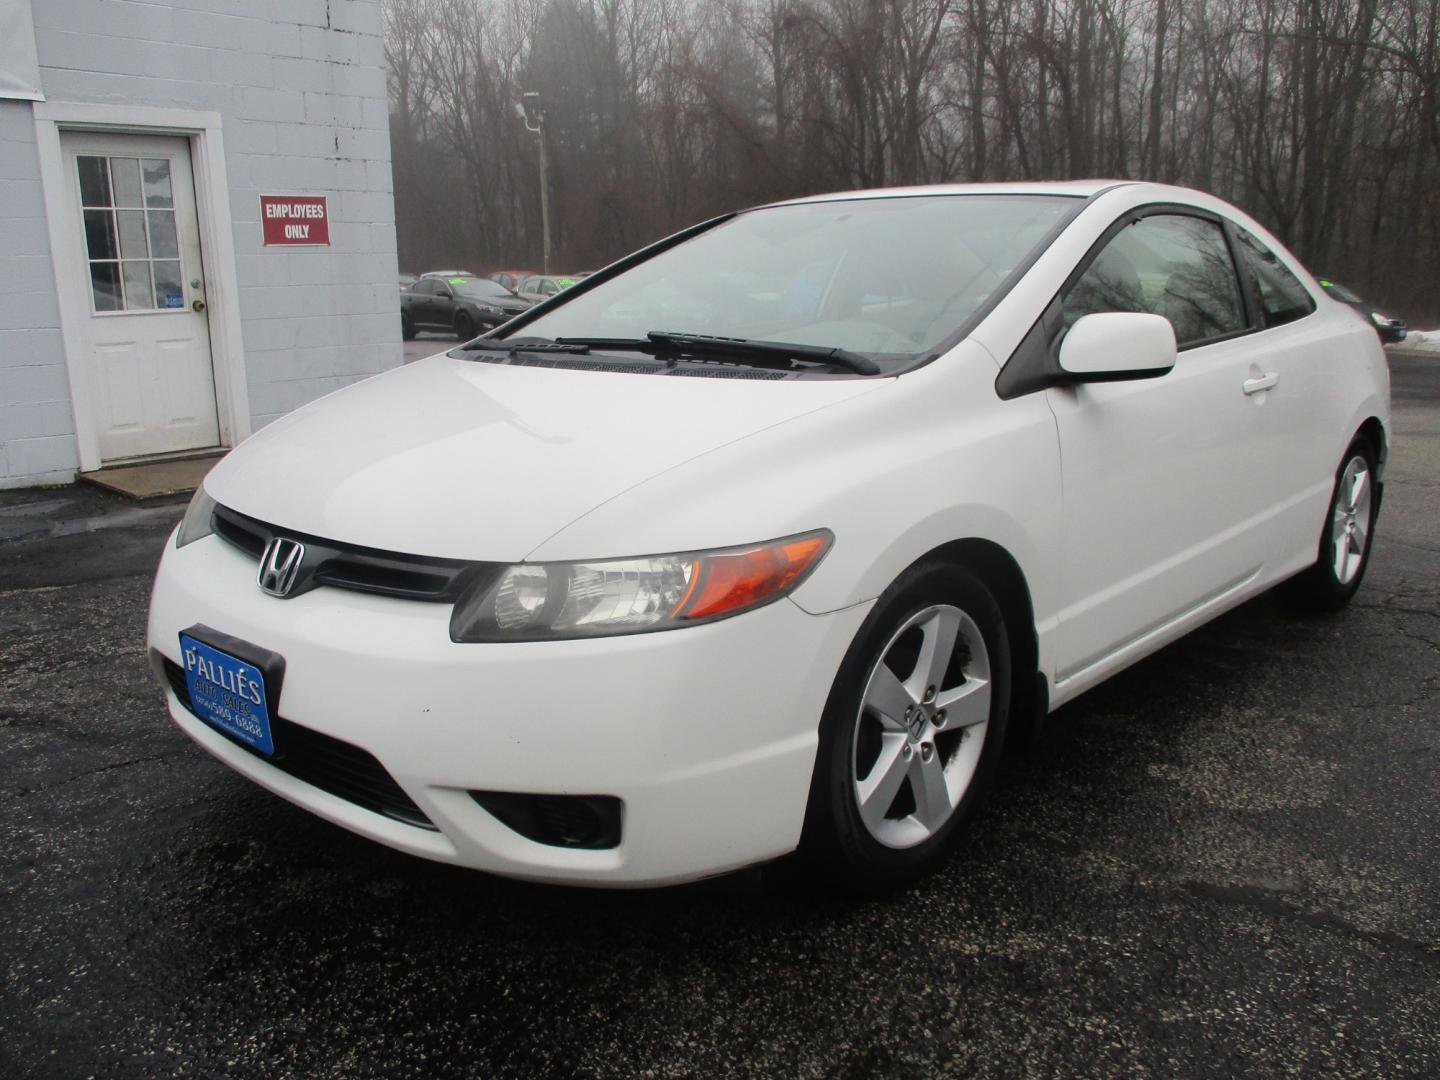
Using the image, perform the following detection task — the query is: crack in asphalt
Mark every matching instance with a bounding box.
[1375,604,1440,618]
[1182,881,1440,961]
[1391,622,1440,653]
[0,570,155,599]
[5,751,182,801]
[0,576,157,610]
[1006,830,1440,964]
[1381,537,1440,556]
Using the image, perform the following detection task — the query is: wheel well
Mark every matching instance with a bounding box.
[921,538,1043,749]
[1356,417,1387,472]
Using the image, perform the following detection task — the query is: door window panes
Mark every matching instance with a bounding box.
[1063,214,1247,347]
[148,212,179,258]
[142,159,174,208]
[117,209,148,259]
[76,154,184,312]
[83,208,117,261]
[152,262,184,310]
[1235,228,1315,328]
[110,157,142,208]
[77,156,110,207]
[90,260,122,312]
[122,260,155,309]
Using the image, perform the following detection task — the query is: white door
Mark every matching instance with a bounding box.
[62,131,220,462]
[1048,211,1277,681]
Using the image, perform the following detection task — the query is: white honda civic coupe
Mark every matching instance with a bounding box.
[149,181,1389,890]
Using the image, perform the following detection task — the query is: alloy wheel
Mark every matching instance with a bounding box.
[851,604,991,849]
[1331,454,1372,584]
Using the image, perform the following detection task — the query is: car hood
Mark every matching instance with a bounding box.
[203,353,886,561]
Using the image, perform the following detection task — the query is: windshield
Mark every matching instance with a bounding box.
[511,195,1077,358]
[451,277,513,300]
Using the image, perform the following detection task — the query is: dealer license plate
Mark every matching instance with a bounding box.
[178,633,275,756]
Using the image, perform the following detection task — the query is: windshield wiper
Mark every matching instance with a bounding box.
[648,331,882,375]
[459,336,591,355]
[553,332,883,376]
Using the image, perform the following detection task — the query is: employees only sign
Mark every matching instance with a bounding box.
[260,195,330,246]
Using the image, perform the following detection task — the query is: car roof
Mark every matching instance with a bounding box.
[764,180,1136,209]
[761,180,1286,253]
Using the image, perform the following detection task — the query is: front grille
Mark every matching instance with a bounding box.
[212,504,491,604]
[163,659,435,830]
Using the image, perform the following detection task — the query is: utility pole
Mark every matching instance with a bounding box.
[520,92,552,274]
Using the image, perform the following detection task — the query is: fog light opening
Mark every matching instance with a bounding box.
[470,791,622,850]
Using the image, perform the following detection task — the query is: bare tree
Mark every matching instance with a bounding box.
[385,0,1440,322]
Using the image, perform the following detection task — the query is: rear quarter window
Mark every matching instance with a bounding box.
[1236,229,1316,329]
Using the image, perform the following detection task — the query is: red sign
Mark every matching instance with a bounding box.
[259,195,330,246]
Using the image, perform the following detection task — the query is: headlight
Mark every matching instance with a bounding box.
[175,487,216,548]
[1370,311,1395,327]
[480,305,504,316]
[450,530,832,642]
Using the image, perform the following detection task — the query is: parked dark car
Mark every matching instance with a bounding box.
[401,275,532,340]
[1319,278,1407,344]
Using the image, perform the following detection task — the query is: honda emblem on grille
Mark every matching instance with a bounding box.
[257,537,305,597]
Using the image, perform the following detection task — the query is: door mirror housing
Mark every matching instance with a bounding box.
[1057,312,1176,382]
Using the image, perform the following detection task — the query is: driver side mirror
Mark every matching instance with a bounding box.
[1057,312,1176,382]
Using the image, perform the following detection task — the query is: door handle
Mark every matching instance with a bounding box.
[1243,372,1279,395]
[191,299,206,313]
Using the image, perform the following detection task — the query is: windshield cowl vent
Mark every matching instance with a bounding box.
[465,353,795,380]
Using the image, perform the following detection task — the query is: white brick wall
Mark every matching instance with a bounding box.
[0,0,400,487]
[0,100,75,488]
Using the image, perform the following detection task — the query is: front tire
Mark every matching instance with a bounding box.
[801,562,1012,891]
[1284,437,1379,610]
[454,312,476,341]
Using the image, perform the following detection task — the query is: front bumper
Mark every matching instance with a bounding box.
[147,532,870,886]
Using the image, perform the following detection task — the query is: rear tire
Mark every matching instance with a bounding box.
[401,313,416,341]
[800,561,1011,892]
[1283,437,1379,611]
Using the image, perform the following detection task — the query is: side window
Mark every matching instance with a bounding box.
[541,280,557,295]
[1235,228,1316,329]
[413,279,436,296]
[1063,214,1247,348]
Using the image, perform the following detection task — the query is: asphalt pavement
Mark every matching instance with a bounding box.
[2,354,1437,1078]
[405,332,459,364]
